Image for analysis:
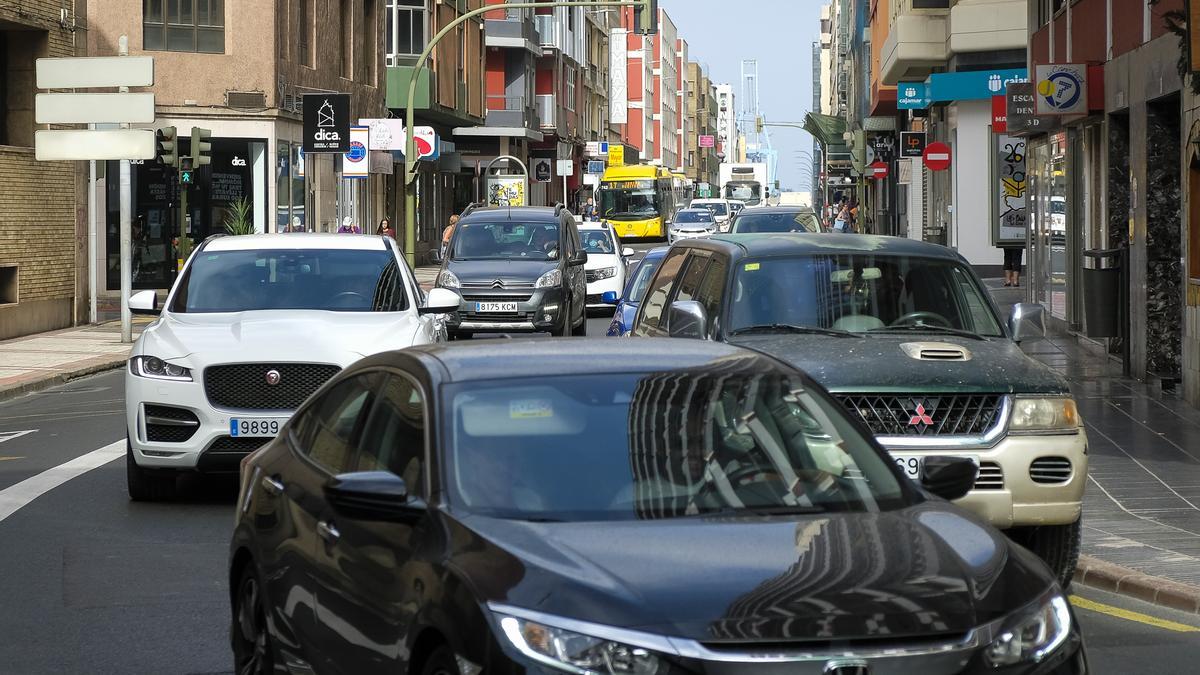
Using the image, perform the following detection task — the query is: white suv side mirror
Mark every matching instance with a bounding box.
[420,287,461,315]
[129,290,160,315]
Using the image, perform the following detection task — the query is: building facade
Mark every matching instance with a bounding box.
[88,0,388,292]
[0,0,88,340]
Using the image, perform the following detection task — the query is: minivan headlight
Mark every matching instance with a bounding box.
[536,269,562,289]
[437,270,460,289]
[130,355,192,381]
[497,615,663,674]
[985,590,1072,666]
[1010,397,1081,431]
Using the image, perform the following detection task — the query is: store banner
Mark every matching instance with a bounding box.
[342,126,369,179]
[900,131,926,158]
[995,134,1028,245]
[1006,82,1054,135]
[488,176,526,206]
[1035,64,1087,115]
[927,69,1028,102]
[303,93,350,153]
[897,81,929,109]
[610,32,628,125]
[992,95,1008,133]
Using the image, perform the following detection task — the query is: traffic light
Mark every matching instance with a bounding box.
[191,127,212,167]
[755,117,764,133]
[635,0,658,35]
[179,156,194,184]
[155,126,177,166]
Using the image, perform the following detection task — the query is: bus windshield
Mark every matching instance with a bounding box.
[599,180,660,221]
[724,182,763,206]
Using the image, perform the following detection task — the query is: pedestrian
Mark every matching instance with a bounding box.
[441,214,459,258]
[834,200,851,233]
[337,216,361,234]
[849,201,860,233]
[1002,245,1023,287]
[582,197,598,221]
[376,217,395,239]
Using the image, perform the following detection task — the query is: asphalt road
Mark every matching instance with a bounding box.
[1,369,1198,673]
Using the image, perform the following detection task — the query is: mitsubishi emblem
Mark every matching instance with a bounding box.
[265,369,282,386]
[908,403,934,427]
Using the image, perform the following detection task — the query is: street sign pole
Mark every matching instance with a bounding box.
[401,0,648,268]
[119,36,133,343]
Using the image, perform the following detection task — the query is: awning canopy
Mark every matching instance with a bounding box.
[804,112,851,159]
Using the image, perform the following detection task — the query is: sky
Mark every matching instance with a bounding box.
[659,0,823,191]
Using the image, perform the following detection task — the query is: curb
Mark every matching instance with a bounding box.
[0,356,128,404]
[1075,555,1200,615]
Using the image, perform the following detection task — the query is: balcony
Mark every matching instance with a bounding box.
[948,0,1027,54]
[535,15,562,51]
[455,94,544,141]
[879,3,950,85]
[485,11,541,55]
[536,94,567,137]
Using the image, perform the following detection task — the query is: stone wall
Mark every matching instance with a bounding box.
[1146,99,1183,380]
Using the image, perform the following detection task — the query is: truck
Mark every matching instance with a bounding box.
[777,191,813,208]
[718,163,768,208]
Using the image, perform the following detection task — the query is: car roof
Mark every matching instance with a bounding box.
[681,233,966,261]
[641,247,670,260]
[676,207,711,213]
[408,338,760,384]
[461,206,562,223]
[690,198,728,203]
[578,221,617,231]
[203,233,388,252]
[738,206,817,214]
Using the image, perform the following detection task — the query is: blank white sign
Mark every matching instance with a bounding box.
[36,93,156,124]
[35,129,156,161]
[36,56,155,89]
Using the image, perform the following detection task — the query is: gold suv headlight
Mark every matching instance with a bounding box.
[1010,397,1081,432]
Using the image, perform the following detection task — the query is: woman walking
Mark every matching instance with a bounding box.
[1002,245,1023,287]
[377,217,395,239]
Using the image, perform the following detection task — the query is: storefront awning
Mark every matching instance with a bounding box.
[804,112,851,162]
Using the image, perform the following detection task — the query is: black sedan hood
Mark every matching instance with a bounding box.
[731,334,1068,394]
[445,503,1051,644]
[445,259,557,285]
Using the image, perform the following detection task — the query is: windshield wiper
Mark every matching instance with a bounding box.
[867,325,987,341]
[730,324,862,338]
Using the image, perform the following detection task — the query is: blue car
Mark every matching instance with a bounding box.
[604,246,669,336]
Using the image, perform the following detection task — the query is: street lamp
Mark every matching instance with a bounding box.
[401,0,652,267]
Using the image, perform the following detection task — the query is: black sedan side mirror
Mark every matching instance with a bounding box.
[920,456,979,501]
[325,472,425,522]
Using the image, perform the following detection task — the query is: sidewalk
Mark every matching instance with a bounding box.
[989,280,1200,612]
[0,321,146,402]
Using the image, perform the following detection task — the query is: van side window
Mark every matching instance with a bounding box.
[674,254,710,304]
[694,256,729,334]
[635,250,688,335]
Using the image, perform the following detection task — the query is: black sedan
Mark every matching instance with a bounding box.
[229,339,1086,675]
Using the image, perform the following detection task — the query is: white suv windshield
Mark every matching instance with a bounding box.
[171,249,409,313]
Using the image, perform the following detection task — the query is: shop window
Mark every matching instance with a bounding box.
[387,0,428,65]
[0,265,17,306]
[0,29,40,148]
[143,0,225,54]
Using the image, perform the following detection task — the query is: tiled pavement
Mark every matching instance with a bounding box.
[0,321,145,401]
[989,282,1200,591]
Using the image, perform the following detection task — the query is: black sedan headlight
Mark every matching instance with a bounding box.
[984,589,1072,666]
[494,608,665,674]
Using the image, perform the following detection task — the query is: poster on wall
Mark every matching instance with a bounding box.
[488,176,526,206]
[994,134,1028,246]
[533,158,553,183]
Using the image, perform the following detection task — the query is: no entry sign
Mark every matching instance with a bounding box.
[923,142,952,172]
[869,161,889,180]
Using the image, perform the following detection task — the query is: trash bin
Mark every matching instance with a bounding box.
[1082,248,1121,338]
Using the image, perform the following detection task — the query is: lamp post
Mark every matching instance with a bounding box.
[401,0,650,267]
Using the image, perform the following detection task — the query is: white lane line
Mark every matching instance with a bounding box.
[0,429,37,444]
[0,440,123,523]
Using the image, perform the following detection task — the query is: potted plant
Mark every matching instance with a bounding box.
[223,197,255,235]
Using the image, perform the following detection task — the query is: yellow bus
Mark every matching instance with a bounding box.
[597,165,677,239]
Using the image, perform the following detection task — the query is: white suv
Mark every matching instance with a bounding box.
[689,198,734,232]
[124,233,460,500]
[578,221,634,310]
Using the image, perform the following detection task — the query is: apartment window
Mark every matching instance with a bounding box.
[1034,0,1064,25]
[565,65,576,112]
[912,0,950,8]
[340,0,351,79]
[143,0,225,53]
[387,0,428,65]
[364,0,377,85]
[298,0,312,66]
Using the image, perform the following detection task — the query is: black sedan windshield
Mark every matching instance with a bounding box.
[443,370,910,522]
[729,255,1004,336]
[171,248,408,313]
[453,222,559,261]
[733,211,821,233]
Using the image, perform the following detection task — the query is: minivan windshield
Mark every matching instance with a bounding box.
[724,183,762,206]
[444,369,911,522]
[452,222,560,261]
[694,202,729,217]
[170,248,408,313]
[728,254,1004,337]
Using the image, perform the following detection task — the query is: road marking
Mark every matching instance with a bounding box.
[1070,595,1200,633]
[0,429,37,444]
[0,457,25,462]
[0,440,123,523]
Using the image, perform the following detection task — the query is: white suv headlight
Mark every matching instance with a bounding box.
[130,355,193,382]
[985,590,1072,666]
[437,270,460,289]
[536,269,562,289]
[497,614,663,674]
[1010,396,1081,431]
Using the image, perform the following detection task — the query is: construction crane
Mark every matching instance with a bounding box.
[737,60,778,189]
